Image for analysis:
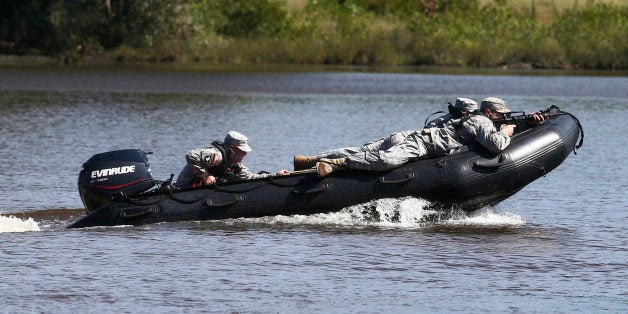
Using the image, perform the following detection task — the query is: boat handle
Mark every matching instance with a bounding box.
[473,154,506,169]
[119,208,153,219]
[268,177,296,187]
[292,184,328,195]
[378,173,414,185]
[205,197,239,208]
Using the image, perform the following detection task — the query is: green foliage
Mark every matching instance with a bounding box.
[0,0,625,69]
[310,0,464,16]
[191,0,288,37]
[264,1,411,65]
[551,3,627,69]
[48,0,194,62]
[406,1,554,67]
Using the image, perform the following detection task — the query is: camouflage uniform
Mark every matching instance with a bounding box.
[175,146,270,188]
[458,114,511,153]
[315,113,510,171]
[175,131,270,188]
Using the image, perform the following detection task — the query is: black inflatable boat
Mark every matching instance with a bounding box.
[68,107,583,229]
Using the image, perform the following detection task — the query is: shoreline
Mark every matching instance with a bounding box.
[1,54,626,77]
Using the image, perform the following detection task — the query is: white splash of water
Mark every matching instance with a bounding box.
[270,197,439,228]
[439,209,526,227]
[222,197,525,229]
[0,215,41,233]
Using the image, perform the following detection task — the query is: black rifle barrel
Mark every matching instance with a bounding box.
[494,112,564,125]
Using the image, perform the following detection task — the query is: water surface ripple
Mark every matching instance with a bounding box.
[0,67,626,312]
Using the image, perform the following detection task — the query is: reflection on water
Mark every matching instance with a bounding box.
[1,65,627,98]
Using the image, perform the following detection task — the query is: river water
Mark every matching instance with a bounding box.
[0,65,626,312]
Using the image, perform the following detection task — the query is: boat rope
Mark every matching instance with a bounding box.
[168,189,214,204]
[566,111,584,152]
[215,183,264,193]
[112,174,272,207]
[268,169,318,187]
[549,105,584,153]
[423,110,446,127]
[268,178,298,187]
[153,175,214,204]
[111,191,165,206]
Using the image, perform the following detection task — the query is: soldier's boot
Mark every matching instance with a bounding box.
[293,155,319,171]
[316,158,347,177]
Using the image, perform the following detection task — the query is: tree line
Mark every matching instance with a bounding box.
[1,0,625,69]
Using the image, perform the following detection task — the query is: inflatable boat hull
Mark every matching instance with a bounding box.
[68,114,582,228]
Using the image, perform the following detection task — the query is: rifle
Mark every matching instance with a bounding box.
[492,105,565,128]
[492,105,584,150]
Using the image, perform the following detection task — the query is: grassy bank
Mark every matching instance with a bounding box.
[1,0,626,70]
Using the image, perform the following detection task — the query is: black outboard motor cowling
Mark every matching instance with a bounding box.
[78,149,156,212]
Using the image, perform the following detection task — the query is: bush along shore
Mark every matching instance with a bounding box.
[1,0,626,70]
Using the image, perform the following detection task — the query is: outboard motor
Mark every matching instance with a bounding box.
[78,149,156,212]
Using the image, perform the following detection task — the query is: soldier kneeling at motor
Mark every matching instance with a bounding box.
[175,131,290,188]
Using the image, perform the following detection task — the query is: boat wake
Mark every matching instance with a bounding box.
[0,208,84,233]
[1,198,525,233]
[0,215,41,233]
[219,197,526,230]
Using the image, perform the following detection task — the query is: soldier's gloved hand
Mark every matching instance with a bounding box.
[500,124,516,137]
[528,112,545,124]
[202,175,216,186]
[275,170,290,176]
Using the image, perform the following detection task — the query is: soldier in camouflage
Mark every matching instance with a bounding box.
[175,131,290,188]
[294,97,543,177]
